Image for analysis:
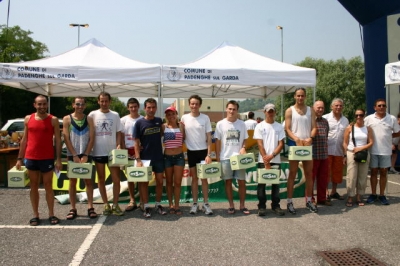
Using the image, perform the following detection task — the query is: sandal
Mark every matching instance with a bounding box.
[125,202,138,212]
[29,217,40,226]
[240,208,250,215]
[175,209,182,215]
[357,200,365,206]
[169,207,176,214]
[87,208,98,219]
[49,216,60,225]
[346,200,353,207]
[227,208,235,214]
[330,192,344,200]
[66,209,77,220]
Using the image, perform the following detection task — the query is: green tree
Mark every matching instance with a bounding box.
[274,57,365,122]
[0,25,50,125]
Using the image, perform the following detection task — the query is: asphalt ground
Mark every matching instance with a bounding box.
[1,173,400,266]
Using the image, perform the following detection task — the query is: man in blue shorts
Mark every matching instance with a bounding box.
[134,98,167,218]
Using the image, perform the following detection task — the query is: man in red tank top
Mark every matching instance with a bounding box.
[16,95,62,226]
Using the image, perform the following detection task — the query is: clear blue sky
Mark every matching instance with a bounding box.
[1,0,363,65]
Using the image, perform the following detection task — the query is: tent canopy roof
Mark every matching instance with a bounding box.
[161,41,316,98]
[0,38,161,97]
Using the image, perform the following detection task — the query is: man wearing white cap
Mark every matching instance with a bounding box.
[253,103,285,216]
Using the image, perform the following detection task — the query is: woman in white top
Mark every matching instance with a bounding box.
[162,107,185,215]
[343,109,373,207]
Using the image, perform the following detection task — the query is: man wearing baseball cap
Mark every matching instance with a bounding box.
[253,103,286,216]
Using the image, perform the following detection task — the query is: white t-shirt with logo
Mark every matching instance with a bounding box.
[253,121,285,164]
[120,115,143,149]
[88,109,123,156]
[214,118,248,160]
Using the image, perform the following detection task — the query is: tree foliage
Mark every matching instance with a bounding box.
[237,98,273,112]
[274,57,365,122]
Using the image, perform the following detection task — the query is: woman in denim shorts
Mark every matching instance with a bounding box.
[163,106,186,215]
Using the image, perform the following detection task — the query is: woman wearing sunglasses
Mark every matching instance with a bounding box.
[342,109,373,207]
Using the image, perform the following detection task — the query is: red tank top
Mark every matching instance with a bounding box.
[25,114,55,160]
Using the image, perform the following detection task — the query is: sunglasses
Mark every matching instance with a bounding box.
[75,103,86,107]
[376,104,386,108]
[355,114,364,117]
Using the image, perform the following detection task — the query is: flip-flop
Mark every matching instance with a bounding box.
[49,216,60,225]
[169,207,176,214]
[240,208,251,215]
[175,209,182,215]
[227,208,235,214]
[357,201,365,206]
[29,217,40,226]
[346,201,353,207]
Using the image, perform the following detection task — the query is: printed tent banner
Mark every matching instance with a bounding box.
[385,61,400,85]
[161,41,316,99]
[0,38,161,97]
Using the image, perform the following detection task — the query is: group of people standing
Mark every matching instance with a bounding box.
[295,88,400,214]
[15,89,400,226]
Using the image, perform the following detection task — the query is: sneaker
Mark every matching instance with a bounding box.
[388,168,399,174]
[189,203,198,215]
[112,204,124,216]
[156,205,167,215]
[366,194,378,204]
[287,202,296,214]
[202,203,213,215]
[378,195,390,205]
[306,201,318,213]
[103,204,112,216]
[143,207,151,218]
[258,208,267,216]
[272,207,285,216]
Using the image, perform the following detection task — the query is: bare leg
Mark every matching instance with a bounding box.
[173,165,184,209]
[42,171,55,217]
[379,168,387,195]
[28,170,41,218]
[370,168,378,195]
[84,179,94,209]
[287,160,299,199]
[109,166,121,205]
[69,178,77,210]
[238,179,246,209]
[95,162,108,204]
[165,167,174,207]
[224,179,234,208]
[190,167,199,202]
[155,172,164,202]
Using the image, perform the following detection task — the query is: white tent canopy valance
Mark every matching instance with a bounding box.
[161,41,316,99]
[385,61,400,85]
[0,38,161,97]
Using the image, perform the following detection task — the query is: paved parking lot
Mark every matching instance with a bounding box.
[1,174,400,265]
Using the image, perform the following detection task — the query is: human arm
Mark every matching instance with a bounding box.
[205,131,212,164]
[215,138,221,162]
[303,108,316,146]
[342,126,351,164]
[16,116,30,170]
[52,116,62,172]
[240,139,247,155]
[82,116,95,163]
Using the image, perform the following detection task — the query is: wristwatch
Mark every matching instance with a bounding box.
[272,152,277,157]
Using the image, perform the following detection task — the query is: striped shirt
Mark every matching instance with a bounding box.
[163,127,183,149]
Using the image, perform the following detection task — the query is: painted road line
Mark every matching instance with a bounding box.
[0,225,92,229]
[69,215,106,266]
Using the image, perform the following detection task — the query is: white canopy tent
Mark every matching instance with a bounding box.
[0,38,161,98]
[161,41,316,99]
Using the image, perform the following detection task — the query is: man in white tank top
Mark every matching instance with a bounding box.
[284,88,317,214]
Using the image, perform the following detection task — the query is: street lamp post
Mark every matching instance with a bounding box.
[277,26,284,122]
[69,23,89,46]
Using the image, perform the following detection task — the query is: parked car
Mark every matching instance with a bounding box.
[1,118,63,132]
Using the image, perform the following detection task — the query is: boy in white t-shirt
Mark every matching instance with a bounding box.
[253,103,285,216]
[215,100,249,214]
[120,98,143,211]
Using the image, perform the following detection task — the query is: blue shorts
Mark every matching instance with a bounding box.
[287,138,296,146]
[92,156,108,164]
[25,159,54,173]
[150,160,165,173]
[164,153,185,168]
[220,159,246,180]
[369,154,391,169]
